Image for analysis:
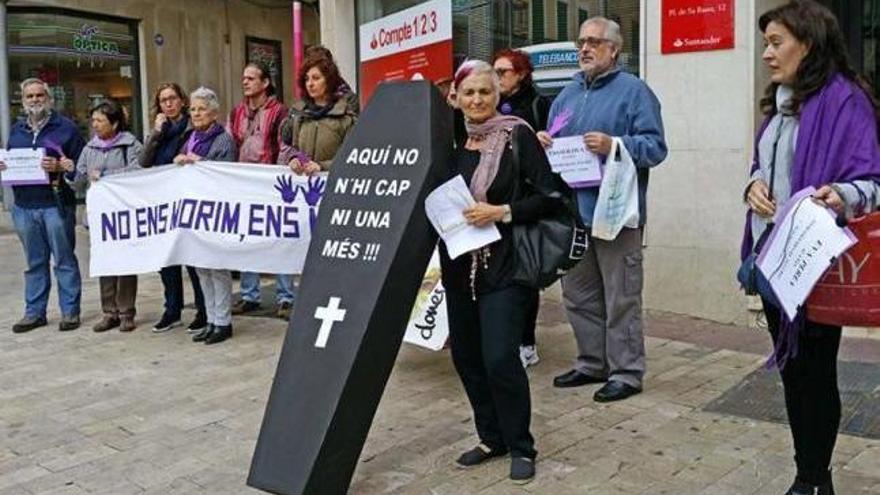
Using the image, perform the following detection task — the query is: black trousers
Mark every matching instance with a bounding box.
[448,285,537,459]
[764,302,841,486]
[159,265,206,319]
[520,291,539,347]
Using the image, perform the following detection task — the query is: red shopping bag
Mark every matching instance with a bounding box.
[806,212,880,326]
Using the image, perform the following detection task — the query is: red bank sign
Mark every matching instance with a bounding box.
[359,0,453,107]
[661,0,734,54]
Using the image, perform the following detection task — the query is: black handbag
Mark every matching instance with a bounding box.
[509,132,588,289]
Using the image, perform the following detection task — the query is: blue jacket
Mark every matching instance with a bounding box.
[8,111,85,208]
[548,68,667,226]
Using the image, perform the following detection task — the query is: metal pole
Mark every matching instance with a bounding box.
[0,0,12,211]
[293,1,303,99]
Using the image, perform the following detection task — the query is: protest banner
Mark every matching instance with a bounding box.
[248,81,452,494]
[85,162,324,277]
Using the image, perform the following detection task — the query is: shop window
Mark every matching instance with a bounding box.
[8,9,141,139]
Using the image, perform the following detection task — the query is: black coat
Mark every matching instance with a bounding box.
[497,84,551,132]
[440,125,569,295]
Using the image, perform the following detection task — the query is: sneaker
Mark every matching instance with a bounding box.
[276,301,293,320]
[455,444,507,469]
[119,317,137,333]
[152,313,181,333]
[519,345,539,368]
[12,315,47,333]
[231,300,261,315]
[93,316,120,333]
[510,457,535,484]
[187,314,207,334]
[58,315,81,332]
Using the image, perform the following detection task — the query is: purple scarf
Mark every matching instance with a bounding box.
[739,73,880,367]
[89,132,123,151]
[185,123,225,157]
[465,115,531,202]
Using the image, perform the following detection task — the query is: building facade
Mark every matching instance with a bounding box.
[6,0,320,137]
[320,0,878,325]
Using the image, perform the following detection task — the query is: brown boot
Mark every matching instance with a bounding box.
[93,316,120,333]
[119,317,137,333]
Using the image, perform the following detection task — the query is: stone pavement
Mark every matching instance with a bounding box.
[0,220,878,494]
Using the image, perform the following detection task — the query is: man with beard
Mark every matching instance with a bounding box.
[0,78,85,333]
[537,17,667,403]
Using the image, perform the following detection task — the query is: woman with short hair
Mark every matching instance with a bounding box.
[441,60,569,484]
[173,87,238,345]
[75,99,143,333]
[141,82,208,335]
[743,2,880,493]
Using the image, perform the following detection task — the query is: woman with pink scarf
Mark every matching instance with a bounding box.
[74,99,143,332]
[439,60,569,485]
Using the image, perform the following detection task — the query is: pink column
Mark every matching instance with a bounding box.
[293,1,303,99]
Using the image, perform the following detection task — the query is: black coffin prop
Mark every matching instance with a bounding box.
[248,81,452,495]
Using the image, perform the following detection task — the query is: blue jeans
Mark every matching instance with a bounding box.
[239,272,295,305]
[12,204,82,318]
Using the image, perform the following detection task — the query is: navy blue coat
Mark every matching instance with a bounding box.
[8,111,85,208]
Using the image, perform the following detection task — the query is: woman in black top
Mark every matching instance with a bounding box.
[442,60,567,485]
[140,83,207,335]
[492,48,552,367]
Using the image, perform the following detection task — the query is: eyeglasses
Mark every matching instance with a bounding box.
[494,67,514,77]
[575,37,612,50]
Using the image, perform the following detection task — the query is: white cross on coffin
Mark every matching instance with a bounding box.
[314,297,347,348]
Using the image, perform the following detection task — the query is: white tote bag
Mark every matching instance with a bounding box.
[591,137,640,240]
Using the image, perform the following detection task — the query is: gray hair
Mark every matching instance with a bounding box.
[20,78,53,102]
[453,59,501,97]
[189,86,220,112]
[582,16,624,50]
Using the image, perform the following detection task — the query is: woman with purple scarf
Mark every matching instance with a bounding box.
[439,60,569,484]
[75,100,143,333]
[742,3,880,494]
[173,87,238,345]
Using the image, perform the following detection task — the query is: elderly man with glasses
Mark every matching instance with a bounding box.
[537,17,667,402]
[0,78,85,333]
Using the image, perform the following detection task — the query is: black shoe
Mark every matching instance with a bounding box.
[510,457,535,484]
[231,300,260,315]
[58,315,80,332]
[192,324,214,342]
[786,477,835,495]
[205,324,232,345]
[12,315,47,333]
[152,313,181,333]
[187,314,207,334]
[553,369,606,388]
[455,444,507,468]
[593,381,642,403]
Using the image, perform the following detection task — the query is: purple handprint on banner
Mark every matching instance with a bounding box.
[274,175,300,204]
[546,108,573,137]
[297,175,326,233]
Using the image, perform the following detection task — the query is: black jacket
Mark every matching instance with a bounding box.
[440,125,569,295]
[497,84,551,132]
